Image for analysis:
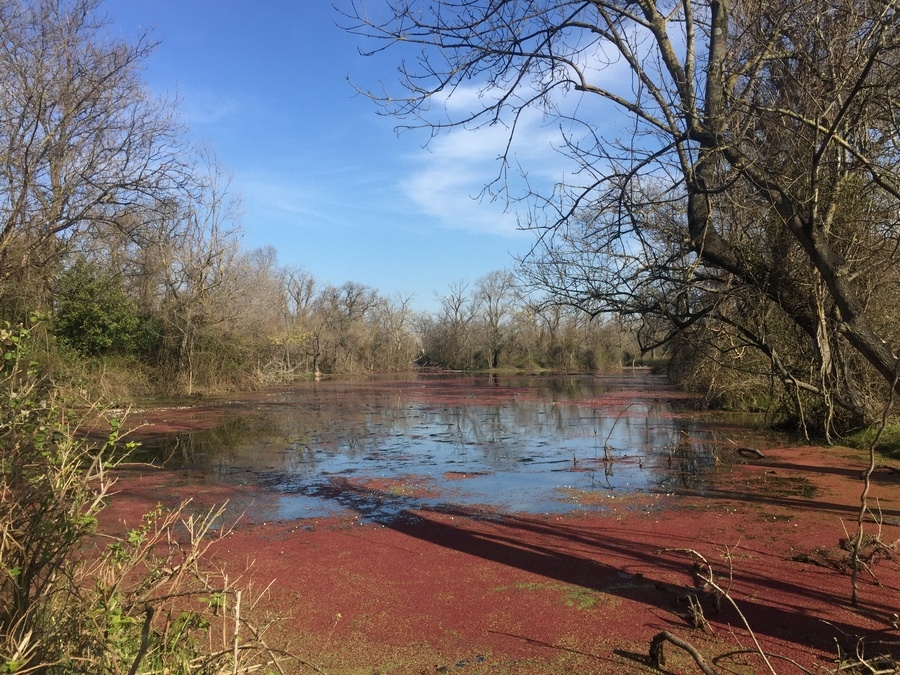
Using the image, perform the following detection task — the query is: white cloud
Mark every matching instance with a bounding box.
[395,28,673,237]
[398,87,590,237]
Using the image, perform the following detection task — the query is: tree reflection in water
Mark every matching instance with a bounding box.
[147,373,796,521]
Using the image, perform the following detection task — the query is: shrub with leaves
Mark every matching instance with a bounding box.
[75,502,294,675]
[0,323,293,673]
[53,258,157,358]
[0,321,113,658]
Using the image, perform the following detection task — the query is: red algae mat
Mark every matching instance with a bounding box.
[103,443,900,674]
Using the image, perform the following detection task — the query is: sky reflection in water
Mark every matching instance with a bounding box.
[160,373,787,522]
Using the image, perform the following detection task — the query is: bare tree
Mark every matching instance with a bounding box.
[263,265,320,374]
[157,154,243,393]
[370,293,419,370]
[0,0,187,310]
[232,246,285,335]
[420,279,477,369]
[345,0,900,425]
[474,269,517,368]
[309,281,381,373]
[284,265,317,320]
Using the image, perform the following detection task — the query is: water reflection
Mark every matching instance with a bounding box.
[146,373,790,522]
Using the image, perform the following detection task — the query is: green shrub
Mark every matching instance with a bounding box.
[53,259,157,358]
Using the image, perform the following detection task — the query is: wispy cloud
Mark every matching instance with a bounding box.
[393,27,661,237]
[397,86,586,237]
[190,94,246,128]
[235,150,412,235]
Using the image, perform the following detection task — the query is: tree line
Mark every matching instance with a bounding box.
[0,0,641,399]
[52,247,640,394]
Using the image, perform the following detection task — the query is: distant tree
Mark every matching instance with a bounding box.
[231,246,287,340]
[310,281,380,373]
[370,293,419,370]
[420,280,477,369]
[157,155,243,393]
[473,270,517,369]
[534,304,580,371]
[284,265,317,320]
[272,266,319,373]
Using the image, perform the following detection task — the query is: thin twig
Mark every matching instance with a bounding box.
[660,546,778,675]
[851,364,899,606]
[233,588,242,674]
[714,648,815,674]
[604,402,635,449]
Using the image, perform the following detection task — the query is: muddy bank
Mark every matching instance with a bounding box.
[103,440,900,672]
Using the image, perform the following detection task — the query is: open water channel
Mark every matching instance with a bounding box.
[141,372,795,523]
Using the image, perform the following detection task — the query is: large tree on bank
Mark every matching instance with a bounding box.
[345,0,900,428]
[0,0,187,309]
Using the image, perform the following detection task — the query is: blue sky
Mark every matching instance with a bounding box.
[103,1,558,313]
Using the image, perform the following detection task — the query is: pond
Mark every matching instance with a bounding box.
[137,372,795,523]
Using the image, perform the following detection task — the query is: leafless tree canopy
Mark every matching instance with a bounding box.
[0,0,187,301]
[345,0,900,426]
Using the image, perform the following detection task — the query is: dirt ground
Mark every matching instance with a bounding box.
[102,439,900,675]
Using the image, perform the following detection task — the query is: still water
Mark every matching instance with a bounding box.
[146,372,790,522]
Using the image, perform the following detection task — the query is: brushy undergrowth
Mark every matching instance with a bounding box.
[842,423,900,460]
[0,321,294,674]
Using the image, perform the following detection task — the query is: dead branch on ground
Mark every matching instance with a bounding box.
[656,546,778,675]
[649,631,717,674]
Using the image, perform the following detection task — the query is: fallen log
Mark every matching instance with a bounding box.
[736,447,766,459]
